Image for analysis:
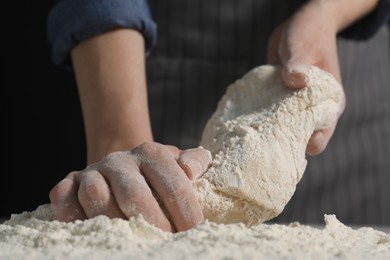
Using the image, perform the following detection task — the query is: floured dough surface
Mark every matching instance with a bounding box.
[0,204,389,260]
[193,65,344,225]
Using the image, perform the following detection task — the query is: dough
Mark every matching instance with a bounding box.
[193,65,344,226]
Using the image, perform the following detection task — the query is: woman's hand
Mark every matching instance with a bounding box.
[267,0,378,155]
[267,3,341,155]
[49,142,212,232]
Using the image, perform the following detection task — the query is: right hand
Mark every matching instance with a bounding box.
[266,2,346,156]
[49,142,212,232]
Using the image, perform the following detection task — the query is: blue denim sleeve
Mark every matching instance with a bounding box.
[338,0,390,40]
[47,0,157,69]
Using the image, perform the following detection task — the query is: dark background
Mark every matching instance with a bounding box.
[2,2,86,218]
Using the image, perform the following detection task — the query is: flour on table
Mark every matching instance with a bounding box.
[1,204,389,260]
[194,65,344,225]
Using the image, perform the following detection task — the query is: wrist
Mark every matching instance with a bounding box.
[87,133,153,164]
[71,28,154,164]
[306,0,379,32]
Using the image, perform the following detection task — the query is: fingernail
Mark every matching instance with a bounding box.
[198,146,212,162]
[306,132,325,155]
[283,63,310,89]
[287,63,310,75]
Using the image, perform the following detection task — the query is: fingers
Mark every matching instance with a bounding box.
[50,142,207,232]
[282,61,311,89]
[269,13,346,157]
[133,142,204,232]
[267,20,310,90]
[178,147,212,180]
[49,171,87,222]
[306,124,337,156]
[76,170,126,219]
[281,46,342,89]
[164,145,182,159]
[274,10,342,89]
[279,26,313,89]
[267,23,285,64]
[99,151,173,232]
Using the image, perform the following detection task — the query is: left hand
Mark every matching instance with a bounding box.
[49,143,212,232]
[267,2,346,155]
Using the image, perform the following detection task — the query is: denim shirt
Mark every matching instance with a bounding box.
[47,0,389,69]
[47,0,157,69]
[338,0,390,39]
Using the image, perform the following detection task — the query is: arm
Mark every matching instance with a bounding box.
[47,0,212,232]
[338,0,390,40]
[267,0,379,155]
[71,29,153,164]
[50,29,212,232]
[315,0,380,31]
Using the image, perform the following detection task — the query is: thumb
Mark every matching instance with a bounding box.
[281,60,311,89]
[277,22,312,89]
[178,147,212,180]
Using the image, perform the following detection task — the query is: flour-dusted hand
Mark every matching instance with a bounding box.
[49,142,212,232]
[49,27,215,233]
[266,0,360,155]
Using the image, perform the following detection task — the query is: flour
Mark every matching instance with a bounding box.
[194,65,344,225]
[0,204,389,260]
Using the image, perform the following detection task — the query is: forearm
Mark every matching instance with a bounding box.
[71,29,153,164]
[307,0,379,32]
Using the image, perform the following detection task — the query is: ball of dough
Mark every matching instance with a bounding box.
[193,65,344,226]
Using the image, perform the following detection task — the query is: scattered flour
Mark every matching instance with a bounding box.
[194,65,344,225]
[0,204,389,260]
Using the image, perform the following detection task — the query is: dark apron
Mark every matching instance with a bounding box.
[146,0,390,225]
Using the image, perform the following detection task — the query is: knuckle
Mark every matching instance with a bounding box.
[116,187,151,217]
[49,183,64,204]
[78,183,107,206]
[132,142,166,159]
[134,141,156,153]
[198,147,212,160]
[161,184,189,203]
[101,151,126,164]
[117,186,148,206]
[66,171,78,178]
[49,176,76,204]
[98,151,137,171]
